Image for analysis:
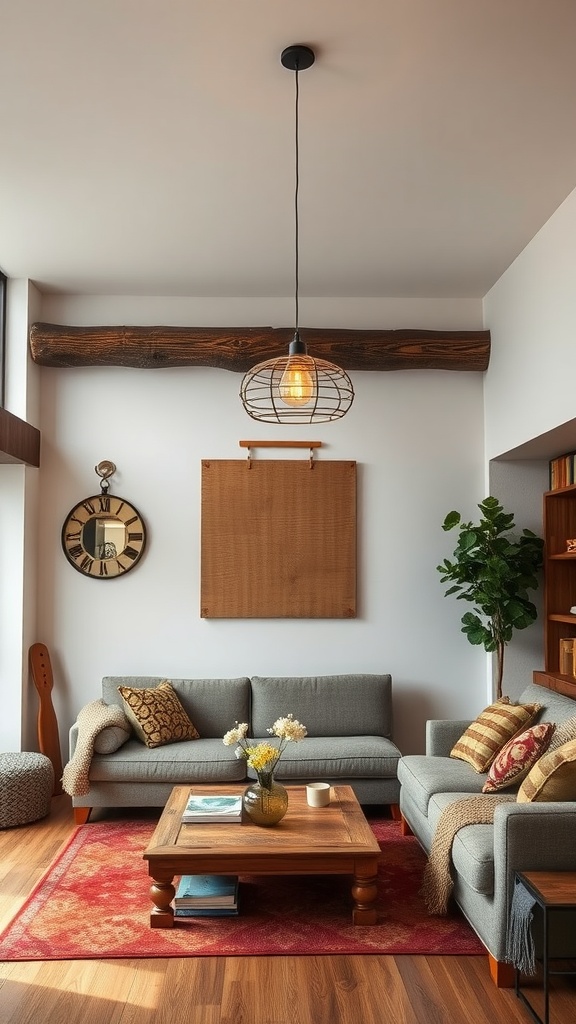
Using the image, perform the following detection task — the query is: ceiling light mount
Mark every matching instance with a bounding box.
[280,44,315,73]
[239,43,354,425]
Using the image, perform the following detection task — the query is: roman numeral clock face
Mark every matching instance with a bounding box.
[61,494,146,578]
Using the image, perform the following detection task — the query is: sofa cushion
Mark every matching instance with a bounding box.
[450,697,542,773]
[427,791,495,896]
[518,683,576,725]
[89,738,247,783]
[482,722,555,793]
[397,754,486,816]
[517,738,576,802]
[118,681,200,748]
[103,676,251,738]
[247,735,400,781]
[250,675,392,738]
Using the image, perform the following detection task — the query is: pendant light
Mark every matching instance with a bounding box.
[240,44,354,424]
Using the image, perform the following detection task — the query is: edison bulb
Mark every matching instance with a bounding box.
[278,357,317,407]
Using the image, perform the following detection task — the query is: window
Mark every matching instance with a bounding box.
[0,271,6,407]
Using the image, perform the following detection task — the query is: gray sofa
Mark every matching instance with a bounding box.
[69,673,401,822]
[397,680,576,986]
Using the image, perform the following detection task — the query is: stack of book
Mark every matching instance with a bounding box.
[174,874,239,917]
[181,793,243,823]
[549,451,576,491]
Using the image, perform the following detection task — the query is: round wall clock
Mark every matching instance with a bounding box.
[61,461,146,579]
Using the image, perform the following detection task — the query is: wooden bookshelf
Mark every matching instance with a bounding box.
[540,484,576,681]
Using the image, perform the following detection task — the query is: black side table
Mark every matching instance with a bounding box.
[514,871,576,1024]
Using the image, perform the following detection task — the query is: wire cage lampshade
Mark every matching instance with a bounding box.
[240,44,355,425]
[240,331,354,424]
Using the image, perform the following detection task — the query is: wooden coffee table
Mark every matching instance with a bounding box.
[143,783,381,927]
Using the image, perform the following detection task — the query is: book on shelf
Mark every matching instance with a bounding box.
[175,874,239,908]
[549,451,576,491]
[181,793,243,823]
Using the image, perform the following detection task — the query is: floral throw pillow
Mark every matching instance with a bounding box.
[482,722,555,793]
[450,697,542,773]
[118,680,200,748]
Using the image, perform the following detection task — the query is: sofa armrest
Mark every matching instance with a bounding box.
[69,722,79,758]
[494,801,576,874]
[489,801,576,960]
[426,719,472,756]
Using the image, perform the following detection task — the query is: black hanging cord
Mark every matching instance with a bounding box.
[294,63,300,334]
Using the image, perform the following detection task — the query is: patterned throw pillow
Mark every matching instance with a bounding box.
[450,697,542,773]
[482,722,555,793]
[118,681,200,748]
[517,738,576,802]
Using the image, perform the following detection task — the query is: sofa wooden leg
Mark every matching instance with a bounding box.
[74,807,92,825]
[487,954,515,988]
[400,814,413,837]
[390,803,401,821]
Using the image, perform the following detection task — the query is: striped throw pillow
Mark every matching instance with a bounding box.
[450,697,542,773]
[517,738,576,802]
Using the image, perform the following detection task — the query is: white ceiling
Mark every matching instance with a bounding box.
[2,0,576,300]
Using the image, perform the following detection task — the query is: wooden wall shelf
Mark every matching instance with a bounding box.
[0,407,40,466]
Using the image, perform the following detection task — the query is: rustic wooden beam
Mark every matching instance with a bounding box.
[29,323,490,373]
[0,407,41,466]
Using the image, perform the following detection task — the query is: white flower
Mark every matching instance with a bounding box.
[223,722,249,746]
[268,714,307,743]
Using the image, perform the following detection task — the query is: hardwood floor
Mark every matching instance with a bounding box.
[1,796,574,1024]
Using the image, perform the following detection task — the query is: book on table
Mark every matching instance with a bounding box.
[174,874,239,914]
[181,793,243,823]
[174,906,239,917]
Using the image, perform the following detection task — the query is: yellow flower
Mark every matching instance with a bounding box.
[223,712,307,777]
[244,743,279,772]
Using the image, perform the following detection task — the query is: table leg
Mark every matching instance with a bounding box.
[149,876,176,928]
[351,862,379,924]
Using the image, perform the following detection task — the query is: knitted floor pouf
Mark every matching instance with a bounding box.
[0,752,54,828]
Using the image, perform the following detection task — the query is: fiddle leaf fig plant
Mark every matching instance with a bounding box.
[437,496,544,698]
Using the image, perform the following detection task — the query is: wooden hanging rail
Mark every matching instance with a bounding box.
[239,439,322,467]
[239,440,322,449]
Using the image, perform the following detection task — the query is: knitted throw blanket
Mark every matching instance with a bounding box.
[62,700,130,797]
[421,794,515,915]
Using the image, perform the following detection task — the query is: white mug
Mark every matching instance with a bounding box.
[306,782,331,807]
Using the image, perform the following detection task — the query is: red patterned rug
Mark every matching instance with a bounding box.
[0,818,484,960]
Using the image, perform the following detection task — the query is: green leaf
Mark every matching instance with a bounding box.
[459,530,478,551]
[442,511,461,531]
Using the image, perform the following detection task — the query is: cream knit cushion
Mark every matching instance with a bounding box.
[547,714,576,752]
[450,697,542,773]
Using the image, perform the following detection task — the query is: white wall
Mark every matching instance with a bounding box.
[0,281,41,752]
[483,185,576,700]
[484,186,576,460]
[33,294,487,758]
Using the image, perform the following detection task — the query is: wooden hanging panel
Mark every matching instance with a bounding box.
[201,460,356,618]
